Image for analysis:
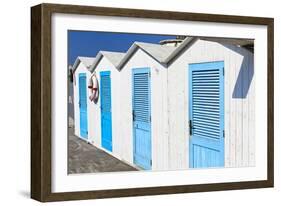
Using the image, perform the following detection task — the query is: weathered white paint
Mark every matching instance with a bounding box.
[73,62,92,141]
[167,39,254,169]
[119,48,169,170]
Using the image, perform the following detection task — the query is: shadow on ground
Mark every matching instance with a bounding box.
[18,190,30,198]
[68,127,137,174]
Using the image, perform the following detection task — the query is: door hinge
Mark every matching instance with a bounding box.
[223,67,225,76]
[150,159,152,165]
[223,130,225,138]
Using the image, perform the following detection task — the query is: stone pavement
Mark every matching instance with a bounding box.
[68,127,137,174]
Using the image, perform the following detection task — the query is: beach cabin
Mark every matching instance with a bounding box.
[166,37,254,169]
[88,51,125,156]
[117,42,176,170]
[117,37,254,170]
[72,56,95,141]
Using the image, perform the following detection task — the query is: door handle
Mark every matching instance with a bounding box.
[189,120,193,136]
[132,110,135,121]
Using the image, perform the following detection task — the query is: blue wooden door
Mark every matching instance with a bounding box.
[79,73,88,139]
[189,61,224,168]
[132,68,152,170]
[100,71,112,152]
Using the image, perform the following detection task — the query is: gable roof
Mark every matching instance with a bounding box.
[163,37,197,64]
[199,36,254,52]
[135,42,176,62]
[164,36,254,65]
[200,37,254,47]
[72,36,253,74]
[117,41,177,70]
[90,51,126,72]
[119,36,254,69]
[72,56,96,73]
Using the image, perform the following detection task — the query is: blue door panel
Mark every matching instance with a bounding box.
[132,68,151,170]
[192,144,220,168]
[79,73,88,139]
[100,71,112,152]
[189,61,224,168]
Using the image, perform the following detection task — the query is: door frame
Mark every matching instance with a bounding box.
[188,61,225,168]
[132,67,152,170]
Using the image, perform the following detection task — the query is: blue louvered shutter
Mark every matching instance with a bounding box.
[133,73,150,123]
[79,73,88,138]
[100,71,112,151]
[189,61,224,168]
[132,68,152,170]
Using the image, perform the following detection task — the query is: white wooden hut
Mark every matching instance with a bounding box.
[72,56,95,141]
[166,37,254,169]
[88,51,126,157]
[117,42,176,170]
[117,37,254,170]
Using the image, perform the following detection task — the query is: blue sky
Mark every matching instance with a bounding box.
[68,30,176,65]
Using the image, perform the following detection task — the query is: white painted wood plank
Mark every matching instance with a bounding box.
[248,52,255,166]
[224,49,231,167]
[235,48,244,167]
[226,46,237,167]
[242,54,249,167]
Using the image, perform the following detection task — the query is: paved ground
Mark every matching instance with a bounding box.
[68,127,137,174]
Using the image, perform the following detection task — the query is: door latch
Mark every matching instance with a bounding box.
[189,120,193,136]
[132,110,135,121]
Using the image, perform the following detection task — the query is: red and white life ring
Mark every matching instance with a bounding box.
[88,73,99,102]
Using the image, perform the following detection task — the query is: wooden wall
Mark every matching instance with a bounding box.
[168,39,255,169]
